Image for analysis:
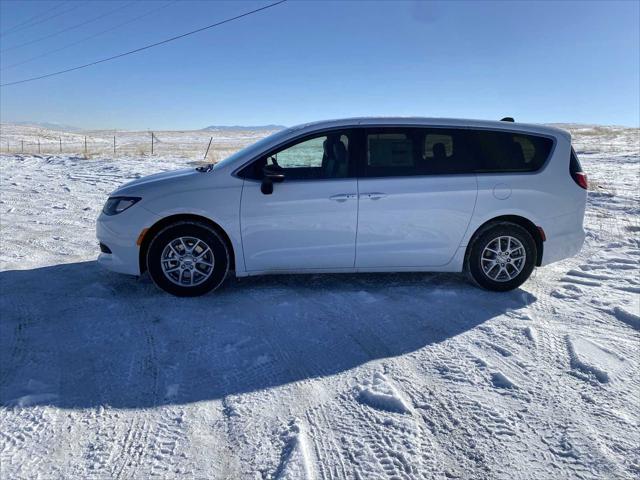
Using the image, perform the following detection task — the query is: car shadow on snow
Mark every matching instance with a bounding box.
[0,261,536,409]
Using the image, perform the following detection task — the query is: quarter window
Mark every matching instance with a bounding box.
[471,130,553,172]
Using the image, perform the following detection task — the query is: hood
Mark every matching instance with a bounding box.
[111,168,199,196]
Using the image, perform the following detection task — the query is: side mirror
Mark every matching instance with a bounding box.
[261,165,285,195]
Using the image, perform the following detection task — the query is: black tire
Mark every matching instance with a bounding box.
[146,221,229,297]
[467,222,536,292]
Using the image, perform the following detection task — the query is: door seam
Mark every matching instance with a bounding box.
[238,179,248,272]
[353,178,360,268]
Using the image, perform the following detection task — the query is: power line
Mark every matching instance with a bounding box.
[0,0,288,88]
[0,3,79,38]
[1,1,177,72]
[1,1,136,53]
[0,1,68,37]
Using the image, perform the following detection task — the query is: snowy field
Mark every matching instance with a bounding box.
[0,122,279,162]
[0,123,638,479]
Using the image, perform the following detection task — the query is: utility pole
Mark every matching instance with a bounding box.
[203,137,213,161]
[151,132,154,155]
[21,140,24,153]
[84,136,87,155]
[59,137,62,153]
[113,136,116,156]
[38,139,41,154]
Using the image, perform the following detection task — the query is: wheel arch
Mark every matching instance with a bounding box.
[464,215,544,267]
[139,214,236,274]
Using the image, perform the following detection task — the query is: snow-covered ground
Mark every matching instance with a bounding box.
[0,124,638,479]
[0,122,279,162]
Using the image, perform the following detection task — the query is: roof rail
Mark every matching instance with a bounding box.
[500,117,515,122]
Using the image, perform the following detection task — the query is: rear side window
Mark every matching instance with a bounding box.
[366,133,415,176]
[422,129,476,174]
[470,130,553,173]
[362,127,482,177]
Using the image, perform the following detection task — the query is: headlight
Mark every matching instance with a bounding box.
[102,196,141,216]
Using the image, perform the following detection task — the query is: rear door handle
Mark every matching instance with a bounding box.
[329,193,357,202]
[360,192,387,200]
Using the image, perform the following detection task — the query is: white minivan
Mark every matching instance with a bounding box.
[97,117,587,296]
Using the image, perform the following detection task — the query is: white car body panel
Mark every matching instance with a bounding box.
[356,175,477,267]
[240,178,358,271]
[96,117,587,280]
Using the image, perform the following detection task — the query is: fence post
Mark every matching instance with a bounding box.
[203,137,213,161]
[38,139,41,154]
[113,135,116,156]
[84,136,87,155]
[59,137,62,153]
[151,132,154,155]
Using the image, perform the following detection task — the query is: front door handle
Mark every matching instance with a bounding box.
[329,193,357,202]
[360,192,387,200]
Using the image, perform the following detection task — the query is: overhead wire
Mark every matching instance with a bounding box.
[1,1,136,53]
[1,1,177,72]
[0,1,68,36]
[0,2,78,38]
[1,0,288,88]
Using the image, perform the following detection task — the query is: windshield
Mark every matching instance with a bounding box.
[213,128,294,170]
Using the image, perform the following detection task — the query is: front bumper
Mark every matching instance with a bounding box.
[96,207,160,276]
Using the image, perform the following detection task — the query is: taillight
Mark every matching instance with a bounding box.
[573,171,588,190]
[570,147,587,190]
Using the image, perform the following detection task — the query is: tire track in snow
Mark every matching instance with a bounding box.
[0,407,60,480]
[305,404,350,480]
[0,318,30,389]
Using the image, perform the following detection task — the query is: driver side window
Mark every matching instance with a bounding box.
[243,132,352,180]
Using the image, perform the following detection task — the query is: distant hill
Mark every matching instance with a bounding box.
[202,125,285,131]
[9,121,83,132]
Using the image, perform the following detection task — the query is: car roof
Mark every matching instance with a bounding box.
[288,117,570,139]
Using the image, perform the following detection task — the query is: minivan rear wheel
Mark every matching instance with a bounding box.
[467,223,536,292]
[147,221,229,296]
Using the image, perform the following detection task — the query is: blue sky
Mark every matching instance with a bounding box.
[0,0,638,129]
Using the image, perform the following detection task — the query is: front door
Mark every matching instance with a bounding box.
[240,131,359,272]
[356,127,478,268]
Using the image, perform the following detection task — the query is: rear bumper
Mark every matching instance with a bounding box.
[539,204,586,266]
[541,228,585,266]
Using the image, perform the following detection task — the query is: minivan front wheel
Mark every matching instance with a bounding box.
[147,221,229,297]
[467,223,536,292]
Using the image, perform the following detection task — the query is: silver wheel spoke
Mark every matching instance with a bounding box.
[195,247,211,260]
[160,236,215,287]
[481,235,526,282]
[169,244,180,258]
